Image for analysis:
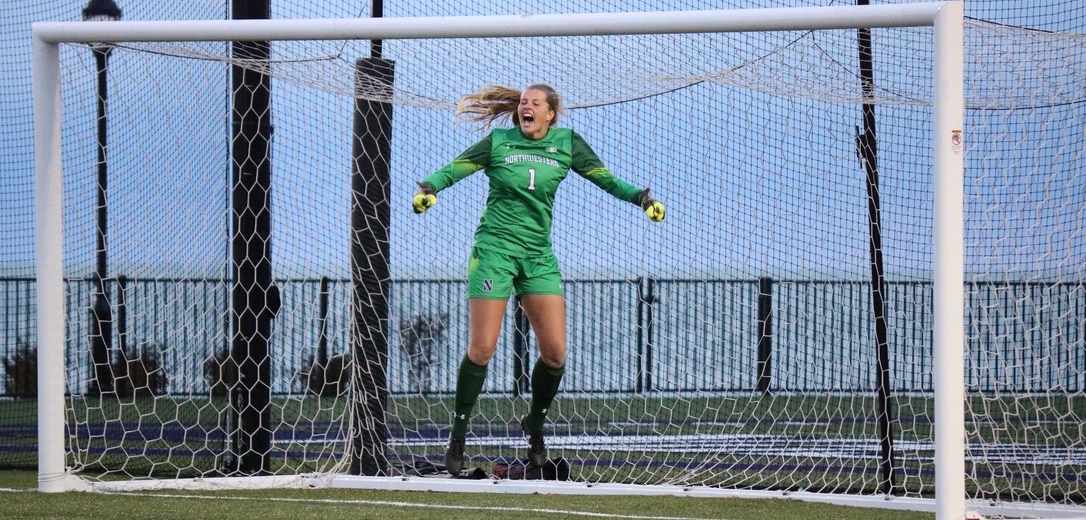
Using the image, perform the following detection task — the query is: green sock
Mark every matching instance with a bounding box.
[451,355,488,437]
[526,358,565,432]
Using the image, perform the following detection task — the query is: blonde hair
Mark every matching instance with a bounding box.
[454,84,562,128]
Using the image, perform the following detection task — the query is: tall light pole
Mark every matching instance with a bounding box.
[856,0,894,496]
[83,0,121,395]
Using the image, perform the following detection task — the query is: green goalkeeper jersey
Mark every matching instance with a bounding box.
[422,127,643,257]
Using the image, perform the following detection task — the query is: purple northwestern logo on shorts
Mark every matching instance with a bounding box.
[483,279,493,292]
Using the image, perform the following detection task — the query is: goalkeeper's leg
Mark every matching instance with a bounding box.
[446,297,506,475]
[446,354,486,475]
[519,294,567,466]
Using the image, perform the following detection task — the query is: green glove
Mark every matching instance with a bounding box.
[638,188,665,222]
[412,182,437,214]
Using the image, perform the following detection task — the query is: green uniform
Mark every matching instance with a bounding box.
[430,127,640,445]
[421,125,642,299]
[422,127,643,298]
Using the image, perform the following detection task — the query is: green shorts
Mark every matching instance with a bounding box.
[466,247,564,300]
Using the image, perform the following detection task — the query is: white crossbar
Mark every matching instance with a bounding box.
[32,3,945,43]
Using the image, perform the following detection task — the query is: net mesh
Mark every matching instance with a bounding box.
[2,0,1084,508]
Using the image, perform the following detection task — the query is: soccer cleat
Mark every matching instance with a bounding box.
[444,434,466,476]
[520,415,547,467]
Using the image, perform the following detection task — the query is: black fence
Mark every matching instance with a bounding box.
[1,276,1084,397]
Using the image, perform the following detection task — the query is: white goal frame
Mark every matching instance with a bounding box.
[32,2,966,518]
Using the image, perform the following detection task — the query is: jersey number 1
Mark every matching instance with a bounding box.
[527,168,536,191]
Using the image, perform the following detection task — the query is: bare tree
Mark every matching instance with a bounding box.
[398,313,447,394]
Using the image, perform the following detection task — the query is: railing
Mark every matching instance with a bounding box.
[1,276,1083,396]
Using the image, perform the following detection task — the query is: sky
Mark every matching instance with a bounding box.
[2,0,1084,283]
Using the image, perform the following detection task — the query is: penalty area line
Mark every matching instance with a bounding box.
[99,491,736,520]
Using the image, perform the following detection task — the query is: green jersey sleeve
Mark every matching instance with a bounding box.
[570,131,643,205]
[421,133,493,191]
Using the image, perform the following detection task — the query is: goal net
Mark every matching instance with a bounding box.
[28,2,1084,516]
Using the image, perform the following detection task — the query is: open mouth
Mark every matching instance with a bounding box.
[521,112,535,124]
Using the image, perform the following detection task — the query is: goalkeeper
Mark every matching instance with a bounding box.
[413,83,665,476]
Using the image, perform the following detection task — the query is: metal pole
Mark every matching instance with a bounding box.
[33,32,66,493]
[370,0,383,59]
[932,4,966,519]
[349,56,394,477]
[636,277,656,393]
[35,4,949,44]
[83,0,122,396]
[756,277,773,395]
[856,0,895,495]
[318,276,330,368]
[89,45,113,395]
[230,0,274,475]
[93,47,108,283]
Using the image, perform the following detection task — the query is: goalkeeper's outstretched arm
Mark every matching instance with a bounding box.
[412,135,492,215]
[570,131,665,222]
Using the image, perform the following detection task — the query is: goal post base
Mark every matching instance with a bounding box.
[84,473,331,493]
[38,471,94,493]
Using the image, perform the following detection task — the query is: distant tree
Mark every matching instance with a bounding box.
[3,340,36,397]
[113,342,168,397]
[398,313,448,394]
[296,353,350,397]
[203,347,236,397]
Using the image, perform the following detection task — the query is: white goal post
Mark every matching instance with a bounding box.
[32,1,969,517]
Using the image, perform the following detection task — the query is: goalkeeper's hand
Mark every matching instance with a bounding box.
[638,188,665,222]
[412,182,437,214]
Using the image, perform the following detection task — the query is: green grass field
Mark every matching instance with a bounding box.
[0,469,935,520]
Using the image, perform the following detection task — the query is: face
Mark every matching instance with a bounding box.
[518,88,555,139]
